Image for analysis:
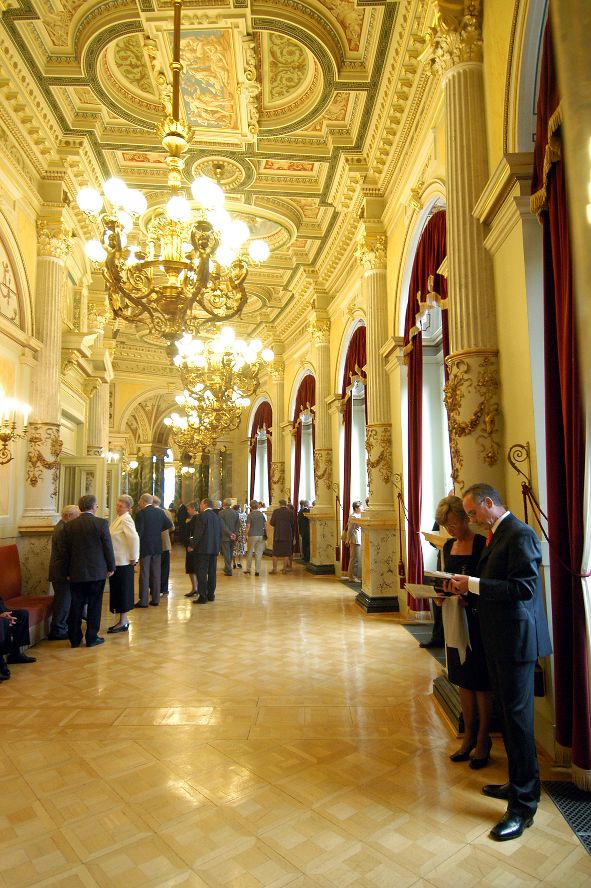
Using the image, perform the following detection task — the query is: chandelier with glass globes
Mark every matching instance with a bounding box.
[75,0,269,345]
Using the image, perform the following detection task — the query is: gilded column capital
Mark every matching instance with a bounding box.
[308,318,330,345]
[36,220,71,262]
[356,234,387,271]
[422,1,483,77]
[269,359,285,383]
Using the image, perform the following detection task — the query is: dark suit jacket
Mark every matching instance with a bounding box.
[48,519,67,582]
[219,507,240,541]
[60,512,116,583]
[135,505,173,557]
[190,509,221,555]
[477,513,552,663]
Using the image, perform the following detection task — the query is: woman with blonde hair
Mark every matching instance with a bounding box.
[435,495,492,768]
[108,495,140,633]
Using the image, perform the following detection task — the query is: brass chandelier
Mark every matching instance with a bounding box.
[164,389,245,456]
[75,0,269,344]
[174,328,274,402]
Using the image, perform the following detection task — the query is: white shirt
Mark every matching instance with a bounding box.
[110,512,140,567]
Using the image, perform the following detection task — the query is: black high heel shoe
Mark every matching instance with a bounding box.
[107,623,129,634]
[449,741,476,762]
[469,737,492,770]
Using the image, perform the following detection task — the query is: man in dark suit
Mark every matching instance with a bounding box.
[219,498,240,576]
[176,500,188,546]
[0,597,36,680]
[188,498,221,604]
[451,483,552,842]
[58,493,116,648]
[47,503,80,640]
[134,493,173,607]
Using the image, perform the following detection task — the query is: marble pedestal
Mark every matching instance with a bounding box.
[355,515,400,613]
[306,510,336,575]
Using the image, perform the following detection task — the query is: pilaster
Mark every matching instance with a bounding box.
[269,354,286,503]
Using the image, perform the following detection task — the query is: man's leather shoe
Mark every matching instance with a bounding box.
[419,639,441,649]
[47,633,68,641]
[0,658,10,678]
[7,653,36,664]
[207,594,215,601]
[149,601,159,606]
[86,637,105,647]
[482,783,510,800]
[134,601,148,608]
[490,812,533,841]
[193,596,208,604]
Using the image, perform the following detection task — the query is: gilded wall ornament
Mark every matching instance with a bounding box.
[308,318,330,345]
[26,423,63,499]
[443,355,500,484]
[313,448,333,492]
[365,423,393,493]
[270,460,285,491]
[356,235,387,271]
[422,1,483,77]
[36,220,71,262]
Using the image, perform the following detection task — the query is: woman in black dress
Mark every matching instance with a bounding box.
[434,495,492,768]
[184,502,198,596]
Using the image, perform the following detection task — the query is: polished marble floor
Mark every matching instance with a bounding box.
[0,550,588,887]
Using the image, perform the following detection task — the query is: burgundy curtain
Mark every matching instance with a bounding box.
[292,374,316,551]
[404,210,447,612]
[340,326,367,572]
[531,21,590,781]
[249,401,272,501]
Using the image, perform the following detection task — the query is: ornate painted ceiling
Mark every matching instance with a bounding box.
[0,0,434,344]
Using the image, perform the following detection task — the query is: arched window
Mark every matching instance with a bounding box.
[292,373,316,513]
[402,210,449,611]
[339,325,367,571]
[249,401,272,502]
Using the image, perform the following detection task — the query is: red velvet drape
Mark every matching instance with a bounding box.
[340,326,367,572]
[249,401,272,502]
[404,210,447,612]
[531,21,590,776]
[292,374,316,551]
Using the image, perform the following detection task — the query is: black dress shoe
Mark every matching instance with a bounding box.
[184,591,197,597]
[482,783,510,800]
[207,594,215,601]
[490,812,533,841]
[47,633,69,641]
[134,601,148,608]
[86,637,105,647]
[107,623,129,634]
[419,639,441,649]
[7,653,36,664]
[193,596,208,604]
[449,742,476,762]
[149,601,159,606]
[0,658,10,679]
[470,737,492,770]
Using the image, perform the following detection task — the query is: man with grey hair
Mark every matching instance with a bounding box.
[58,494,115,648]
[219,498,240,576]
[47,503,80,640]
[153,496,173,596]
[134,492,173,607]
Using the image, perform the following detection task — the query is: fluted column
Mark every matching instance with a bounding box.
[307,312,335,573]
[352,223,399,611]
[269,358,286,503]
[85,379,105,456]
[423,1,503,491]
[357,227,394,512]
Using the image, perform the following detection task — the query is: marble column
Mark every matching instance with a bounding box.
[18,219,70,594]
[209,447,221,504]
[355,223,399,611]
[269,357,286,504]
[85,379,105,456]
[423,1,503,492]
[307,312,335,574]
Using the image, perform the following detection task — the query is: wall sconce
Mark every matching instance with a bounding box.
[0,389,31,465]
[128,459,139,470]
[104,450,120,464]
[180,465,195,475]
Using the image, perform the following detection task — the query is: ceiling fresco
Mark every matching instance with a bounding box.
[0,0,435,345]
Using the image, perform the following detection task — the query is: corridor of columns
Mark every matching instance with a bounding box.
[0,549,587,887]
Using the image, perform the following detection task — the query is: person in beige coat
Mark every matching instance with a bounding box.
[108,495,140,633]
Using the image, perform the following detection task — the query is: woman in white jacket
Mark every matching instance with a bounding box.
[108,494,140,633]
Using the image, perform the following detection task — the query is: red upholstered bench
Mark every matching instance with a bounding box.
[0,544,54,645]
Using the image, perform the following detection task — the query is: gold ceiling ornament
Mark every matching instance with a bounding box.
[75,0,269,345]
[173,328,274,404]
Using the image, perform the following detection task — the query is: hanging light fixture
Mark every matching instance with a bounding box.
[75,0,269,344]
[174,327,274,403]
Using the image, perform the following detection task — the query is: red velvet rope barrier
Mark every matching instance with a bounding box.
[521,481,591,579]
